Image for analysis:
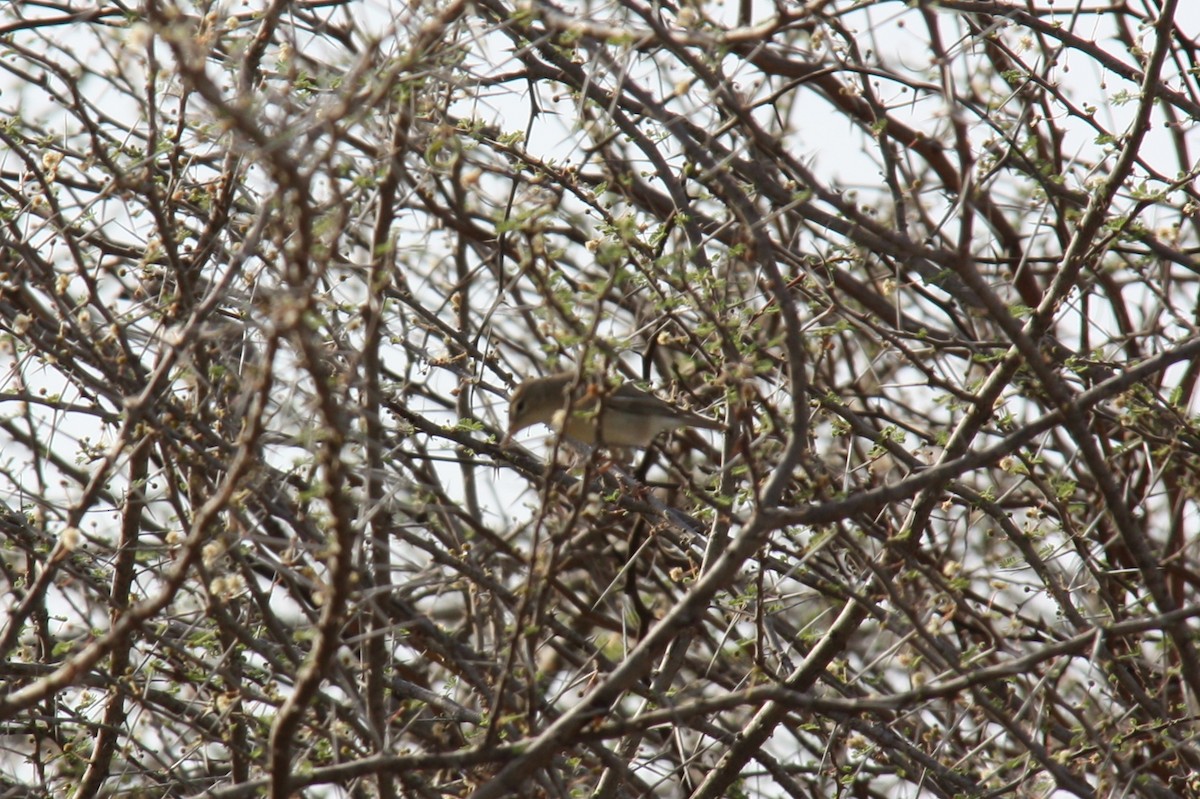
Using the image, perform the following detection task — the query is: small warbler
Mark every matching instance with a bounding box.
[505,372,722,447]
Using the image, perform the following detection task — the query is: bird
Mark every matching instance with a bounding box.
[505,372,722,448]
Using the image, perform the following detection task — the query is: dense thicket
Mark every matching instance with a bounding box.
[2,1,1200,797]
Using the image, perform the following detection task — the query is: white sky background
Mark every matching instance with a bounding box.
[437,0,1200,520]
[1,0,1197,544]
[0,1,1196,565]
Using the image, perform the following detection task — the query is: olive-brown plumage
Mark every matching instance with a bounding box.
[506,372,721,447]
